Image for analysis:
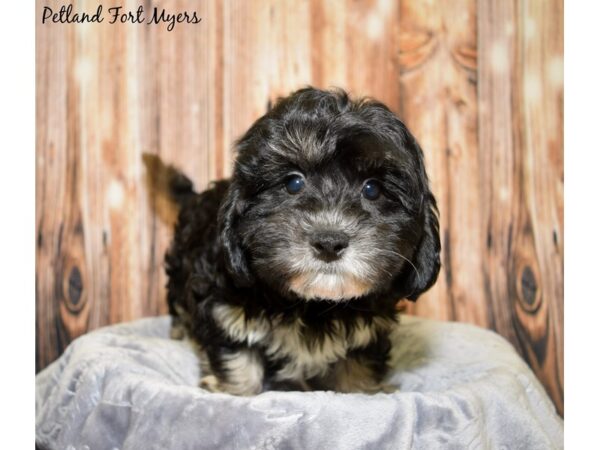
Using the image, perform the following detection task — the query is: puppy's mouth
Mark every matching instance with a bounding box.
[289,272,372,301]
[288,247,374,300]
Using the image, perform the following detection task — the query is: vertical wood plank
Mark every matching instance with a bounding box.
[309,0,348,88]
[396,0,485,326]
[343,0,400,107]
[442,0,487,327]
[395,0,448,321]
[478,0,520,355]
[36,1,70,371]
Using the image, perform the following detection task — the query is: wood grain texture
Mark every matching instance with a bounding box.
[36,0,563,414]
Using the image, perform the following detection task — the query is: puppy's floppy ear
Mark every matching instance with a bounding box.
[392,129,441,301]
[218,181,254,287]
[399,192,441,301]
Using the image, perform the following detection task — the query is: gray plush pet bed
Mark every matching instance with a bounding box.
[36,315,563,449]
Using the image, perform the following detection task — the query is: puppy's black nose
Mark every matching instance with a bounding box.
[309,231,350,262]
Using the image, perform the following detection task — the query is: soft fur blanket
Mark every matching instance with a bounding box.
[36,315,563,449]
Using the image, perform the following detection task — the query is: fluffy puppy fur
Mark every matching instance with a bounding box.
[165,87,441,395]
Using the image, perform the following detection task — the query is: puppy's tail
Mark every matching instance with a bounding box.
[142,153,196,226]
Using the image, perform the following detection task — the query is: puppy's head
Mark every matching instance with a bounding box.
[219,87,440,302]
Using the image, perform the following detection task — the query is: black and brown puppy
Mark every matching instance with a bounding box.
[165,87,440,395]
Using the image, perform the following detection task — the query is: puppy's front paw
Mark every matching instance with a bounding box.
[199,374,263,396]
[199,375,223,393]
[379,383,399,394]
[351,382,399,395]
[170,323,187,340]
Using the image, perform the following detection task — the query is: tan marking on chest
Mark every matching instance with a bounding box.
[212,303,396,381]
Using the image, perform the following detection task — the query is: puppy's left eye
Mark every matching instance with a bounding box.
[285,174,305,194]
[362,179,382,200]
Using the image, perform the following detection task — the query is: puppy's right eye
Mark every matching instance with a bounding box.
[285,175,305,194]
[362,179,382,200]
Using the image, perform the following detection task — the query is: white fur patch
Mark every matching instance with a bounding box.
[266,319,346,380]
[212,304,271,345]
[199,350,264,396]
[289,271,372,300]
[221,350,264,395]
[333,358,397,393]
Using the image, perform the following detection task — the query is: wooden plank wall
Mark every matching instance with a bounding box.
[36,0,563,414]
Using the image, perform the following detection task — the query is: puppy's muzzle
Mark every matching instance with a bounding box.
[309,230,350,262]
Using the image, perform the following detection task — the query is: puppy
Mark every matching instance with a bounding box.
[165,87,441,395]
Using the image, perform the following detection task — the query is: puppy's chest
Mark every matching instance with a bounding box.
[212,304,393,379]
